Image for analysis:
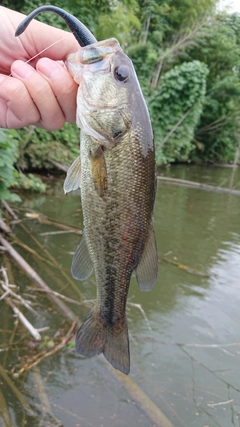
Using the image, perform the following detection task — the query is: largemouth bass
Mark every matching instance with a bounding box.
[64,38,158,374]
[15,6,158,375]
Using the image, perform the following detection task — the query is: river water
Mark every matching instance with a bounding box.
[0,165,240,427]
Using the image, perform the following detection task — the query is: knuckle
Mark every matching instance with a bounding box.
[1,78,40,124]
[6,78,26,99]
[34,81,51,98]
[42,115,65,131]
[59,80,77,98]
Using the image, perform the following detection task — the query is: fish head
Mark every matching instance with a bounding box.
[66,39,150,149]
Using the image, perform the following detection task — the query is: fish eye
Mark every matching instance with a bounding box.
[114,65,129,82]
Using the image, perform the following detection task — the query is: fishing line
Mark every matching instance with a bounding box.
[8,34,72,77]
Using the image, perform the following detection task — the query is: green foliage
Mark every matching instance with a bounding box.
[164,0,217,35]
[2,0,240,173]
[0,130,20,202]
[0,130,47,202]
[127,42,158,90]
[15,124,79,171]
[96,1,141,46]
[149,61,208,164]
[188,13,240,162]
[17,173,47,192]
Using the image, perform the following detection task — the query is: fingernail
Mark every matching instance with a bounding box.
[11,60,34,78]
[37,58,62,78]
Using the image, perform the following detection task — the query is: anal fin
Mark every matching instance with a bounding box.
[135,225,158,291]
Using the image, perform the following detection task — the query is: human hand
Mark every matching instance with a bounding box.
[0,6,79,130]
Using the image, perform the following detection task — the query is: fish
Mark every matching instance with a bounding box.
[15,7,158,375]
[64,39,158,374]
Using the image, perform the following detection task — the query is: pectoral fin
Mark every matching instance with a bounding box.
[90,146,107,198]
[135,225,158,291]
[71,231,93,280]
[64,156,81,194]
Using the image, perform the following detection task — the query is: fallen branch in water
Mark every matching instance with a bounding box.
[51,403,95,427]
[31,366,63,427]
[2,201,83,298]
[15,321,76,376]
[207,399,234,407]
[161,256,208,277]
[1,203,174,427]
[0,219,12,235]
[1,200,18,221]
[0,286,42,341]
[127,302,152,331]
[0,267,39,315]
[0,234,78,325]
[13,235,61,270]
[0,365,34,416]
[178,341,240,348]
[105,360,174,427]
[39,230,80,236]
[11,233,84,299]
[26,287,83,306]
[157,176,240,195]
[0,280,37,314]
[26,212,82,235]
[0,386,12,427]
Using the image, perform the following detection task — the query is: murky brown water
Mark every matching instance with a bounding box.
[0,165,240,427]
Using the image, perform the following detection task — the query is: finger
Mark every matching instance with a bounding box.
[23,20,79,63]
[37,57,77,123]
[11,60,66,131]
[0,74,40,128]
[1,7,79,72]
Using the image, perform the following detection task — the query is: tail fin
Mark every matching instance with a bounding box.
[75,308,130,374]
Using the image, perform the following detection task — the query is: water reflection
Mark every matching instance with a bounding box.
[1,166,240,427]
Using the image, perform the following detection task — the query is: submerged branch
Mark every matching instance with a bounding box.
[15,321,76,376]
[0,287,41,341]
[207,399,234,407]
[161,256,208,277]
[178,342,240,348]
[0,386,12,427]
[0,234,79,325]
[2,201,83,298]
[127,302,152,331]
[0,365,34,415]
[1,205,174,427]
[157,176,240,196]
[0,266,39,315]
[13,235,61,269]
[2,200,18,220]
[26,287,84,306]
[0,219,12,235]
[105,361,174,427]
[36,214,81,235]
[31,367,63,426]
